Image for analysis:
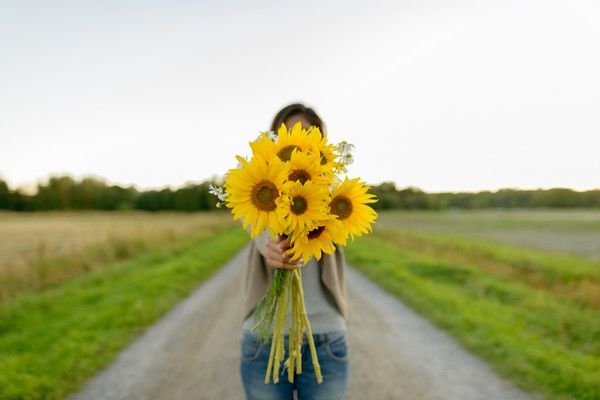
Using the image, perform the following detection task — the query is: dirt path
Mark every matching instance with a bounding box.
[72,246,534,400]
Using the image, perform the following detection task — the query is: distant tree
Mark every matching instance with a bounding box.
[370,182,400,210]
[0,179,10,209]
[10,190,32,211]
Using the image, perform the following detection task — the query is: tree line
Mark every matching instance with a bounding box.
[0,176,219,211]
[371,183,600,210]
[0,176,599,212]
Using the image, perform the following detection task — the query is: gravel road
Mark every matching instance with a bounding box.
[72,246,534,400]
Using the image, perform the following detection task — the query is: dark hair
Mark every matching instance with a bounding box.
[270,103,326,134]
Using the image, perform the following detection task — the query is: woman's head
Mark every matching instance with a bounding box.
[270,103,326,134]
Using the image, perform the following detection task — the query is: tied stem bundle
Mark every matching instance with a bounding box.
[254,268,322,384]
[212,121,378,384]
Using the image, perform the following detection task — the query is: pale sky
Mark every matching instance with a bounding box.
[1,0,599,192]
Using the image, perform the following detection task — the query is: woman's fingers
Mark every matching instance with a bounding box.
[266,241,302,269]
[266,241,284,260]
[279,239,292,251]
[266,250,301,269]
[268,259,302,270]
[266,237,301,269]
[267,240,295,262]
[267,256,302,270]
[275,235,292,251]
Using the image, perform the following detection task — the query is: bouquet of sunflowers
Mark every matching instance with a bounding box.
[210,122,377,384]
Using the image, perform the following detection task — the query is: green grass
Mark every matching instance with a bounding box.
[0,226,248,400]
[346,229,600,400]
[377,209,600,259]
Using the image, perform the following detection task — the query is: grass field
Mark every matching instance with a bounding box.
[376,209,600,259]
[346,209,600,400]
[0,211,232,301]
[0,224,247,399]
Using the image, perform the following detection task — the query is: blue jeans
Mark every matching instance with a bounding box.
[239,330,349,400]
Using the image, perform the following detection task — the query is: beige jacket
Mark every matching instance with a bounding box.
[240,234,348,321]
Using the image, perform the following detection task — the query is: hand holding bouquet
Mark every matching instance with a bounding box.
[210,122,377,384]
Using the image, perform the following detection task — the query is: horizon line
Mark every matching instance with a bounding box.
[1,172,599,195]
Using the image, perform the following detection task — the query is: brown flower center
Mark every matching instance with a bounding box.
[288,169,311,184]
[307,225,325,239]
[251,180,278,211]
[290,195,308,215]
[320,151,327,165]
[330,195,353,220]
[277,145,301,162]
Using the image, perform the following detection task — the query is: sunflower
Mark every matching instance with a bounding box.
[329,177,378,239]
[224,155,288,238]
[272,122,316,162]
[287,217,347,262]
[286,149,331,186]
[249,132,276,160]
[306,127,339,176]
[276,180,330,233]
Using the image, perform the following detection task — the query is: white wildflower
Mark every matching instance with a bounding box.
[266,130,277,141]
[339,153,354,166]
[208,184,228,203]
[328,175,342,191]
[337,141,355,156]
[258,130,278,142]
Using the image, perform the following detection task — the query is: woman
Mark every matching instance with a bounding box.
[239,103,349,400]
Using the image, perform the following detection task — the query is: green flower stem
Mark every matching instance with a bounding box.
[295,268,323,383]
[254,242,323,384]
